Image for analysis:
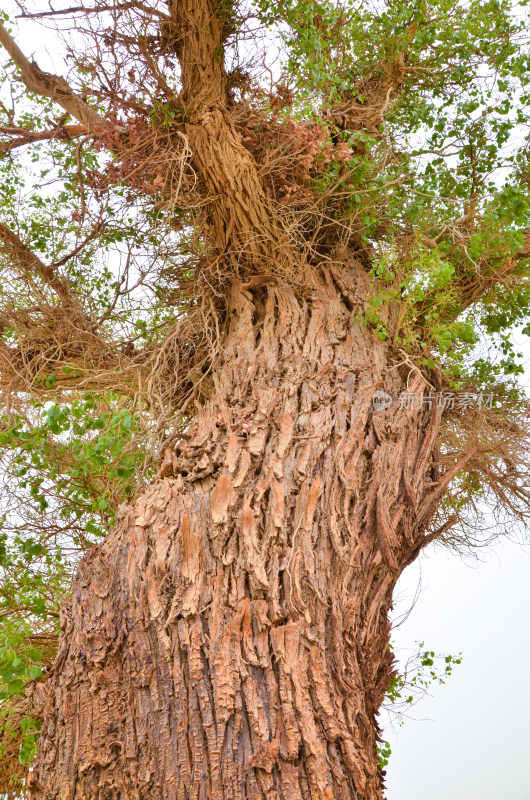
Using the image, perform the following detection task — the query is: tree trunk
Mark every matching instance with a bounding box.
[30,263,446,800]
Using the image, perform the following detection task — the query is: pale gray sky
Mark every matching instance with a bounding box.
[385,540,530,800]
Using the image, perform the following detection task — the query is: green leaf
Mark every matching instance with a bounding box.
[7,679,24,696]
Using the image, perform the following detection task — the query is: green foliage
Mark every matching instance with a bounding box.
[379,642,463,769]
[0,635,44,701]
[0,621,52,767]
[0,394,148,539]
[366,244,478,379]
[18,717,41,765]
[377,740,392,770]
[385,643,462,710]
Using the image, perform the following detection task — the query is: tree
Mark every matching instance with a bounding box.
[0,0,529,797]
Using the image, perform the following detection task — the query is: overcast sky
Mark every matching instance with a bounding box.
[384,540,530,800]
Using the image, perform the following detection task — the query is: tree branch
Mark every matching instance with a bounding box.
[451,226,530,313]
[167,0,228,111]
[0,123,86,152]
[51,223,102,268]
[17,1,169,19]
[0,221,84,312]
[0,21,105,133]
[413,223,530,328]
[164,0,288,264]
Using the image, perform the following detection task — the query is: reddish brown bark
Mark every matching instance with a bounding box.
[30,264,452,800]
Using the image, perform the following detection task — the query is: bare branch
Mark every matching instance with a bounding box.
[51,223,102,268]
[0,21,105,133]
[17,1,169,20]
[0,221,81,310]
[0,123,86,152]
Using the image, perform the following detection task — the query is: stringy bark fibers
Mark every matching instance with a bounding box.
[30,264,446,799]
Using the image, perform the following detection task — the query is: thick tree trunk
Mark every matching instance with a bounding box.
[30,263,446,800]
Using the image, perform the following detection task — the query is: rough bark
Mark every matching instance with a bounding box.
[167,0,287,261]
[30,263,452,800]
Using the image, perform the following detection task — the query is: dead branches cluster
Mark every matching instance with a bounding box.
[434,398,530,548]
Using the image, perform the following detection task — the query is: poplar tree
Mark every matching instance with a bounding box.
[0,1,529,797]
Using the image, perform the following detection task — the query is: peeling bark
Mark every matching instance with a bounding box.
[31,264,447,800]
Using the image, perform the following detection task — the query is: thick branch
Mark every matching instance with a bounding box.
[0,123,86,152]
[327,54,406,139]
[457,259,517,312]
[451,226,530,313]
[164,0,287,263]
[167,0,227,111]
[0,21,104,133]
[0,221,84,311]
[415,226,530,326]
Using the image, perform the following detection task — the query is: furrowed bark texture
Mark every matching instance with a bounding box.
[168,0,286,260]
[31,265,447,800]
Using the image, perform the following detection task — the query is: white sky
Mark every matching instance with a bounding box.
[3,6,530,798]
[385,540,530,800]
